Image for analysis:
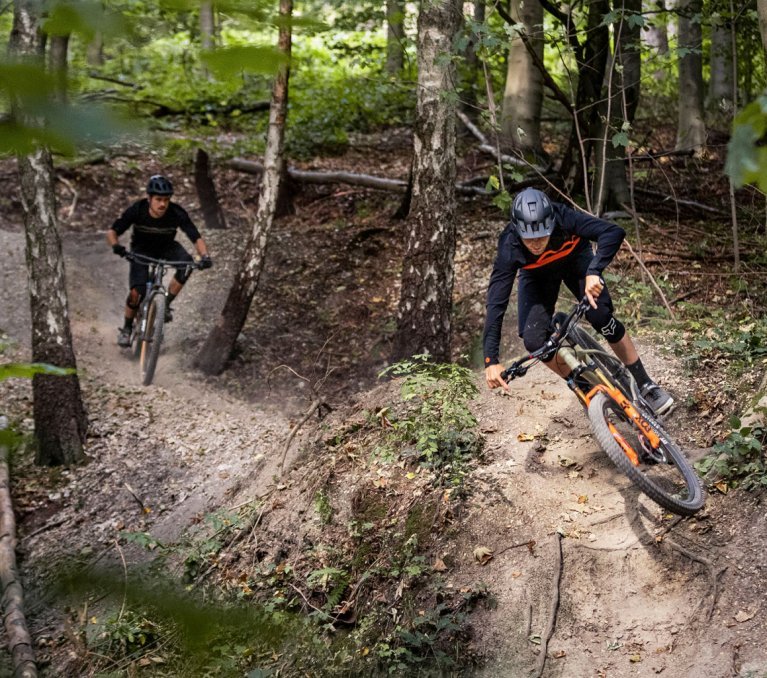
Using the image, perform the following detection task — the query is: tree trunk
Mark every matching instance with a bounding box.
[642,0,669,57]
[86,31,104,66]
[560,0,611,201]
[706,6,734,116]
[676,0,706,153]
[200,0,216,50]
[194,148,227,229]
[12,0,87,466]
[48,34,69,102]
[594,0,641,212]
[461,0,485,113]
[393,0,463,363]
[386,0,406,73]
[501,0,544,157]
[195,0,292,376]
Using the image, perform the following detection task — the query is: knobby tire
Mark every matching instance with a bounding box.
[139,293,165,386]
[588,391,705,516]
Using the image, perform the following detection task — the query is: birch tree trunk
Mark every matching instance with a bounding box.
[195,0,292,376]
[501,0,544,156]
[386,0,406,73]
[11,0,87,466]
[393,0,463,362]
[758,0,767,54]
[676,0,706,153]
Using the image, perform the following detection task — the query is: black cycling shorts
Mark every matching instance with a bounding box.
[517,248,625,357]
[129,241,194,290]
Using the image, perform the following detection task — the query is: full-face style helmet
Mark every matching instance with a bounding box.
[511,188,555,239]
[146,175,174,196]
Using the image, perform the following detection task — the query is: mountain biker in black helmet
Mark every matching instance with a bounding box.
[107,174,213,348]
[482,187,674,416]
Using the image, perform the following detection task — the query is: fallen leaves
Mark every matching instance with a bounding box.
[473,546,494,565]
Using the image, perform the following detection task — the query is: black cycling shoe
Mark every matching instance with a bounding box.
[117,327,131,348]
[164,305,173,323]
[640,381,675,417]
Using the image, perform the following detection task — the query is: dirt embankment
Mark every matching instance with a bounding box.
[0,154,764,676]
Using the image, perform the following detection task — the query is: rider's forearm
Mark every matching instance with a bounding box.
[195,238,209,257]
[106,229,119,247]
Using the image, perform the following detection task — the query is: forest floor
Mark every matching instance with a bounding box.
[0,129,766,676]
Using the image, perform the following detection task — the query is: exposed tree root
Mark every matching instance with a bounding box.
[0,442,37,677]
[532,533,562,678]
[664,538,726,622]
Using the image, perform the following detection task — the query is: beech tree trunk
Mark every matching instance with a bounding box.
[393,0,463,363]
[195,0,292,375]
[758,0,767,55]
[11,0,87,466]
[707,7,734,115]
[501,0,544,156]
[676,0,706,153]
[386,0,405,73]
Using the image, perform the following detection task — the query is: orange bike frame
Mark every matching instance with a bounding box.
[574,379,661,466]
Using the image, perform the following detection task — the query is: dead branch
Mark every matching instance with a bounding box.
[57,175,78,222]
[533,534,562,678]
[621,238,676,320]
[123,483,146,512]
[0,440,37,678]
[280,398,322,475]
[497,540,537,556]
[633,187,726,215]
[456,110,545,172]
[21,516,69,542]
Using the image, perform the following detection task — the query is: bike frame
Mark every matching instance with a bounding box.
[501,298,660,468]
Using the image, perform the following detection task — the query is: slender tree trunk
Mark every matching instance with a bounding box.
[386,0,406,73]
[393,0,463,362]
[757,0,767,55]
[594,0,641,212]
[11,0,87,466]
[461,0,485,113]
[194,148,227,230]
[48,34,69,102]
[501,0,544,157]
[195,0,293,376]
[676,0,706,153]
[86,31,104,66]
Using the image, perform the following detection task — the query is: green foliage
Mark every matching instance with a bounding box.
[201,45,287,78]
[696,419,767,491]
[727,95,767,191]
[313,488,333,525]
[0,362,74,380]
[378,356,483,487]
[90,609,163,660]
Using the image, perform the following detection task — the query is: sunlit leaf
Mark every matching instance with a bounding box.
[43,1,130,40]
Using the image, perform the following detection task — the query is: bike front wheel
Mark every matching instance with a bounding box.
[588,391,705,516]
[139,293,165,386]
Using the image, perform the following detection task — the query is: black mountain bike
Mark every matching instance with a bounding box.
[124,252,203,386]
[501,298,706,516]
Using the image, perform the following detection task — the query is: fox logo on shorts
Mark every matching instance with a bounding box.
[601,318,618,338]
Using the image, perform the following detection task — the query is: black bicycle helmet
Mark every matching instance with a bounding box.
[511,188,555,239]
[146,174,174,196]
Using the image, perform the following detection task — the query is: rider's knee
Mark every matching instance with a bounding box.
[126,288,142,309]
[588,312,626,343]
[174,268,190,285]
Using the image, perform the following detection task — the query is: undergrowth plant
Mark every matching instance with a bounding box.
[378,355,483,487]
[696,417,767,490]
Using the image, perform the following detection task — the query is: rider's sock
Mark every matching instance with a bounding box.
[123,317,133,331]
[626,358,651,388]
[166,291,177,306]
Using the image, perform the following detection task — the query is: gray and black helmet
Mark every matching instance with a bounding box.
[146,174,174,196]
[511,188,555,239]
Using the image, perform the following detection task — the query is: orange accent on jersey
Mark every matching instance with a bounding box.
[522,236,581,270]
[485,357,491,364]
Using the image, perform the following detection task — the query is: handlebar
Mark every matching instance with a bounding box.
[125,252,205,269]
[500,297,592,383]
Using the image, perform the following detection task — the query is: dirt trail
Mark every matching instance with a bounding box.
[1,222,766,676]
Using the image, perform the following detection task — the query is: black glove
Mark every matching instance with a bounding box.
[112,244,127,258]
[200,255,213,269]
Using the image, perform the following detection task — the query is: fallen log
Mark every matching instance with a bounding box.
[226,158,495,196]
[0,431,37,678]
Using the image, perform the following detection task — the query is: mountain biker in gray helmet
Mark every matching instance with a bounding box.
[483,187,674,416]
[107,174,213,348]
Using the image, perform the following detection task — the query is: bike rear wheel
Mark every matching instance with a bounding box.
[139,293,165,386]
[588,391,705,516]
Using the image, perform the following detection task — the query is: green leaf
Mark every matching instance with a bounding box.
[0,363,74,381]
[612,131,630,148]
[201,46,287,79]
[43,1,130,41]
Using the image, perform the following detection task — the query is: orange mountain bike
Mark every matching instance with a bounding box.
[501,298,706,516]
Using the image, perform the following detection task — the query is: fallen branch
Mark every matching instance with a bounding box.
[533,533,562,678]
[0,439,37,678]
[57,175,78,222]
[20,516,69,543]
[497,540,536,556]
[633,187,726,215]
[227,158,495,196]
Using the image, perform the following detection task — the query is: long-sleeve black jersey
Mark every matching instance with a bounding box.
[482,203,625,366]
[111,199,201,251]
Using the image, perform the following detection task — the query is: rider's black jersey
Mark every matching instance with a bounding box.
[482,203,625,366]
[111,199,201,252]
